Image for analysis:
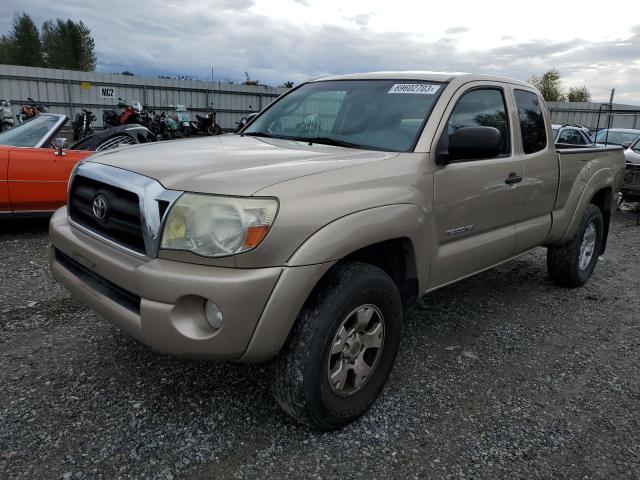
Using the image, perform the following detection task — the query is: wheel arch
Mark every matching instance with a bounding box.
[589,186,613,254]
[557,171,615,249]
[239,205,429,362]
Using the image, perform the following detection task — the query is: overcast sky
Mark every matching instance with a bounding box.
[2,0,640,103]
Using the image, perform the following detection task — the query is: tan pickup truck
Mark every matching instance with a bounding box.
[49,72,625,430]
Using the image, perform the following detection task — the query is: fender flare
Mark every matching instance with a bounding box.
[287,203,428,271]
[238,204,430,362]
[558,168,614,244]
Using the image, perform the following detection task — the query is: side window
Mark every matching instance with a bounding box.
[557,128,583,145]
[557,129,571,144]
[514,89,547,154]
[446,88,510,156]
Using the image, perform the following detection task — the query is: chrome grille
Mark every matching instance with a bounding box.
[69,175,146,254]
[67,162,182,257]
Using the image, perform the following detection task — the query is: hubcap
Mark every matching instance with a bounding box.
[327,305,385,397]
[579,222,597,271]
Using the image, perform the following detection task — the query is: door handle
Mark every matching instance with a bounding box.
[505,173,523,185]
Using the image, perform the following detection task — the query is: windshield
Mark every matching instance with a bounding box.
[245,79,445,152]
[0,114,63,147]
[595,130,640,146]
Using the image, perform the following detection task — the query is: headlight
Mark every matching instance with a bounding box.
[160,193,278,257]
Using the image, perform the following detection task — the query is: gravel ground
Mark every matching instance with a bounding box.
[1,205,639,480]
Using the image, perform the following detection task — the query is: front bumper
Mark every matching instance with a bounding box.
[49,207,284,360]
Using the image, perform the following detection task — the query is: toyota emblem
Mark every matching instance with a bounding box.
[92,194,108,221]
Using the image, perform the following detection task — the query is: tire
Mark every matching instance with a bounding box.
[269,262,403,430]
[547,204,604,287]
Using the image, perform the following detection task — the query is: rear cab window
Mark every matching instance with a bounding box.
[514,90,547,154]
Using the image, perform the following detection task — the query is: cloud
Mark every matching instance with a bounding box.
[1,0,639,103]
[445,26,469,35]
[344,13,373,26]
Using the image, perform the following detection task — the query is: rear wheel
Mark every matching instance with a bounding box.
[207,124,221,136]
[547,204,604,287]
[270,262,403,430]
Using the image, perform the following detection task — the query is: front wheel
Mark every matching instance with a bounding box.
[269,262,403,430]
[547,204,604,287]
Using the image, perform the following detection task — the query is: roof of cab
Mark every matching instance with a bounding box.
[313,71,534,88]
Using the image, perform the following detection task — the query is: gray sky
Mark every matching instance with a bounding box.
[2,0,640,103]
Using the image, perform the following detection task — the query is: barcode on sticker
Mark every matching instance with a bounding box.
[388,84,440,94]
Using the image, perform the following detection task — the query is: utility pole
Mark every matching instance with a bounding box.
[609,88,615,105]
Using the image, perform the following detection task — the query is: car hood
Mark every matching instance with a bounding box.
[87,134,399,195]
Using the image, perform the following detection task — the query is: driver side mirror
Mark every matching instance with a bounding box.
[437,126,503,164]
[622,141,632,149]
[52,137,68,156]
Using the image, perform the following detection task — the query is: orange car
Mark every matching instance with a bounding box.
[0,114,156,217]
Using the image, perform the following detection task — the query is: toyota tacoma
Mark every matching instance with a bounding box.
[49,72,625,429]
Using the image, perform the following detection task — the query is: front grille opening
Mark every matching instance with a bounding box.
[55,249,141,314]
[68,175,146,254]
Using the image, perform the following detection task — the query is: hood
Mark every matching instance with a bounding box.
[87,134,399,195]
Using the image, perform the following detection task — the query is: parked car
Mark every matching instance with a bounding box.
[621,136,640,201]
[592,128,640,148]
[0,114,156,217]
[49,72,625,430]
[552,124,593,146]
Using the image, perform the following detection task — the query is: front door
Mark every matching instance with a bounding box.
[0,148,9,214]
[8,147,88,213]
[428,83,524,288]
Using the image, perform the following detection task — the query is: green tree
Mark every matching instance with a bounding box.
[42,19,96,71]
[0,35,11,64]
[529,68,565,102]
[4,14,44,67]
[121,70,135,76]
[567,85,591,102]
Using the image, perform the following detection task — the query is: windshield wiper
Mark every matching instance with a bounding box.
[290,136,364,149]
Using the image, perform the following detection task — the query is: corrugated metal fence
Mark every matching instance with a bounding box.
[547,101,640,131]
[0,64,288,130]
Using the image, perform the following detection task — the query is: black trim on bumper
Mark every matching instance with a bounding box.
[55,249,141,314]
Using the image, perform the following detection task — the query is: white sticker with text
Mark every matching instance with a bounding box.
[388,83,440,94]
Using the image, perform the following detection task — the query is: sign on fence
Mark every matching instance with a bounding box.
[100,87,116,99]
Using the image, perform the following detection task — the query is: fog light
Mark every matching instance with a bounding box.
[204,301,223,329]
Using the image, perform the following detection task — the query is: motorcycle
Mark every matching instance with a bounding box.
[235,106,259,132]
[102,98,143,128]
[71,109,96,140]
[0,100,14,132]
[17,97,46,123]
[155,111,180,140]
[169,105,191,137]
[190,106,221,136]
[138,106,156,132]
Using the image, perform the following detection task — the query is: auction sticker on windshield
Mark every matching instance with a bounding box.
[388,84,440,94]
